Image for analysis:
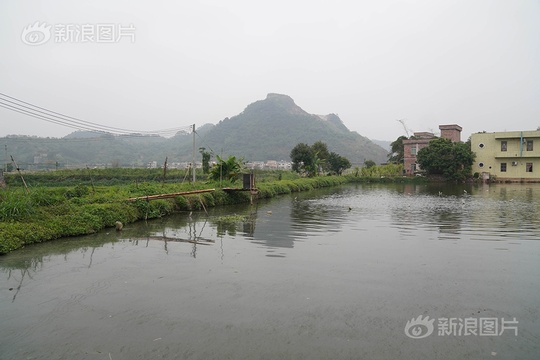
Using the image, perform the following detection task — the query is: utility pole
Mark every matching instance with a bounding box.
[192,124,196,183]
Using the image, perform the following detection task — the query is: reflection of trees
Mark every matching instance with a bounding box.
[389,192,465,239]
[390,184,540,240]
[212,208,258,238]
[289,198,349,236]
[0,188,358,275]
[245,188,355,250]
[290,201,329,229]
[251,206,296,249]
[0,235,116,271]
[0,233,123,302]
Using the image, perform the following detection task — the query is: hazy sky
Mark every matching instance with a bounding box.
[1,0,539,141]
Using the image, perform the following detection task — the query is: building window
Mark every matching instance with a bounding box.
[478,143,485,149]
[478,162,484,168]
[501,141,507,152]
[526,140,533,151]
[526,163,533,172]
[500,163,507,172]
[411,147,417,155]
[411,164,417,172]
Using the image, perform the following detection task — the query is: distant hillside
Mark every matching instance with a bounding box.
[1,94,388,169]
[371,139,392,153]
[185,93,388,164]
[1,132,183,169]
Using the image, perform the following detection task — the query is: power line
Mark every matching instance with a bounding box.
[0,92,193,137]
[2,134,175,143]
[194,130,218,156]
[0,92,192,136]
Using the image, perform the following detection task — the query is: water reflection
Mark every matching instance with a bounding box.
[2,183,540,276]
[0,232,118,271]
[148,218,215,258]
[387,183,540,242]
[1,234,118,304]
[5,268,30,303]
[1,183,540,360]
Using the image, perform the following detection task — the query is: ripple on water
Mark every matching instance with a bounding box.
[306,186,540,243]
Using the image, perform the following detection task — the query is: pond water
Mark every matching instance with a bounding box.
[1,183,540,359]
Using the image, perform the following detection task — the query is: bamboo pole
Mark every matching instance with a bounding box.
[163,157,168,183]
[10,155,29,194]
[127,188,215,201]
[86,166,95,193]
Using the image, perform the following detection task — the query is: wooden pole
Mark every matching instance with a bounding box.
[163,156,168,183]
[220,148,223,187]
[10,155,29,194]
[86,166,95,193]
[192,124,196,183]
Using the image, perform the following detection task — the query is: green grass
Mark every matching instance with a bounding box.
[0,169,426,254]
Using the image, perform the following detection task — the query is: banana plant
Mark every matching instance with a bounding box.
[209,155,245,182]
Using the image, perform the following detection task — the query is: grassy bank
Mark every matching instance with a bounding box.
[0,175,354,254]
[0,167,430,254]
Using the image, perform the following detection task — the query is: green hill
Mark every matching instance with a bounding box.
[192,93,388,164]
[1,94,388,169]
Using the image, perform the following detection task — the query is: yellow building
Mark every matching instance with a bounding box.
[471,130,540,182]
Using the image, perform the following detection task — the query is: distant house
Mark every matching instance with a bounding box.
[471,130,540,182]
[245,161,265,170]
[402,124,462,175]
[277,161,292,170]
[265,160,278,169]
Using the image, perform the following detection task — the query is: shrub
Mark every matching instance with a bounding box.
[64,185,90,199]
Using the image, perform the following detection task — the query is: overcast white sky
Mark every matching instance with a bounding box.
[1,0,539,141]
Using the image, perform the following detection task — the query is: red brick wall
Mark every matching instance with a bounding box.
[439,124,462,143]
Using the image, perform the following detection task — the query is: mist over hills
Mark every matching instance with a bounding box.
[2,94,388,169]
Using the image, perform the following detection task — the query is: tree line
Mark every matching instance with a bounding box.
[290,141,351,177]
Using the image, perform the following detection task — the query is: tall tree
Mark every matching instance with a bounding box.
[199,147,211,174]
[290,143,316,176]
[388,135,407,164]
[291,142,350,177]
[311,140,330,172]
[328,152,351,175]
[364,160,376,168]
[416,138,475,181]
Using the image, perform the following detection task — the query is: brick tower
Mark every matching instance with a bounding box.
[439,124,462,143]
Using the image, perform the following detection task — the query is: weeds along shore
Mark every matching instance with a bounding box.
[0,170,425,254]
